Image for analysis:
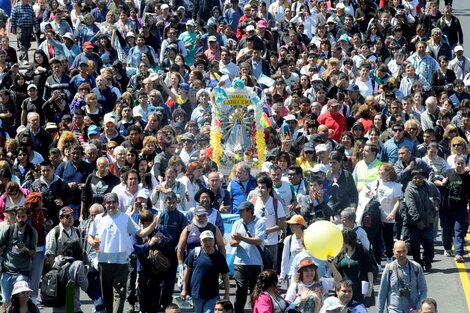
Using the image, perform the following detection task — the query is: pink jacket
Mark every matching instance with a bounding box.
[0,188,31,222]
[253,293,273,313]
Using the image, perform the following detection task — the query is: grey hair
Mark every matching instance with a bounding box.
[340,207,356,222]
[89,203,104,214]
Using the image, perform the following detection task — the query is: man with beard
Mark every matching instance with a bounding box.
[177,207,226,279]
[186,188,224,234]
[0,206,37,309]
[80,157,120,220]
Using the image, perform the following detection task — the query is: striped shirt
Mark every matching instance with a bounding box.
[10,3,38,29]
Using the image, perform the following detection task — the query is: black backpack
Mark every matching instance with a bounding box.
[40,261,73,307]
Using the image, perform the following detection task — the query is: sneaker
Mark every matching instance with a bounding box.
[444,250,453,257]
[455,255,464,263]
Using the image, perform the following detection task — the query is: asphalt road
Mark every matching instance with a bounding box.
[9,0,470,312]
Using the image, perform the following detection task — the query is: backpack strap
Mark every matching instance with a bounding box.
[194,246,202,260]
[54,226,60,254]
[273,197,278,223]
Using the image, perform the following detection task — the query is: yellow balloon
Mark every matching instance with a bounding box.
[304,220,344,261]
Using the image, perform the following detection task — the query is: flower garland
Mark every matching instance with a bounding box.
[210,87,225,166]
[209,80,267,168]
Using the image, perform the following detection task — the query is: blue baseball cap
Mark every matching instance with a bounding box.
[87,124,99,136]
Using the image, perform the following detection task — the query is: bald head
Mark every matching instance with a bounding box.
[393,240,408,264]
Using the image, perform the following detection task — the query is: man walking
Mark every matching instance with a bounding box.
[377,240,427,313]
[181,230,230,313]
[10,0,38,65]
[403,170,440,271]
[88,192,160,313]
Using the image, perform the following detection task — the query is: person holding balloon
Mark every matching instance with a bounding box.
[284,258,342,312]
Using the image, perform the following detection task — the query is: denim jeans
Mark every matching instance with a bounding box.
[441,208,467,256]
[192,296,217,313]
[30,249,45,303]
[1,272,29,306]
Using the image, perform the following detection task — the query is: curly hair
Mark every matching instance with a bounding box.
[57,131,79,152]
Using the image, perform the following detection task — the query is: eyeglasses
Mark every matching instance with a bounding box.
[107,146,117,150]
[288,172,297,176]
[393,128,404,132]
[305,151,314,154]
[408,128,417,131]
[453,144,463,147]
[61,215,74,219]
[169,32,176,35]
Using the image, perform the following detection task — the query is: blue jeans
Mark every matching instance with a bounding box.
[441,208,467,256]
[30,249,45,302]
[1,272,29,306]
[192,297,217,313]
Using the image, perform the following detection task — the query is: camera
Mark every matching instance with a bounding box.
[12,240,24,249]
[398,287,411,297]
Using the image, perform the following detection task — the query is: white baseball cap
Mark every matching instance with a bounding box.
[200,230,215,240]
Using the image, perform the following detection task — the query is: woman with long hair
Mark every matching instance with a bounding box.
[23,192,46,305]
[94,34,118,64]
[372,163,403,262]
[337,229,374,305]
[7,281,40,313]
[252,270,288,313]
[24,50,50,97]
[81,93,103,126]
[125,147,140,170]
[11,146,32,183]
[178,161,206,209]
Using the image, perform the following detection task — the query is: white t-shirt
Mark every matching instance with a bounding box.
[273,181,295,215]
[375,179,403,223]
[253,196,286,245]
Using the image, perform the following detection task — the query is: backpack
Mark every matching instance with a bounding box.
[40,261,73,307]
[361,196,381,239]
[146,248,171,276]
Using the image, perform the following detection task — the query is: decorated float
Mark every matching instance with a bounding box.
[209,79,271,173]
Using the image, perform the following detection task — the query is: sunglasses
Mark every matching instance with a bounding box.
[393,128,404,132]
[453,144,463,147]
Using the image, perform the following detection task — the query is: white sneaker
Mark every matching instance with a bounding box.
[444,250,453,257]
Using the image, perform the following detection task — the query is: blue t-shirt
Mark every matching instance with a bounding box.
[185,248,229,299]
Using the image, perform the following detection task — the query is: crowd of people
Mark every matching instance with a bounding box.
[0,0,465,312]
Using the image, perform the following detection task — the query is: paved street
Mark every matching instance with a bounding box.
[7,0,470,312]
